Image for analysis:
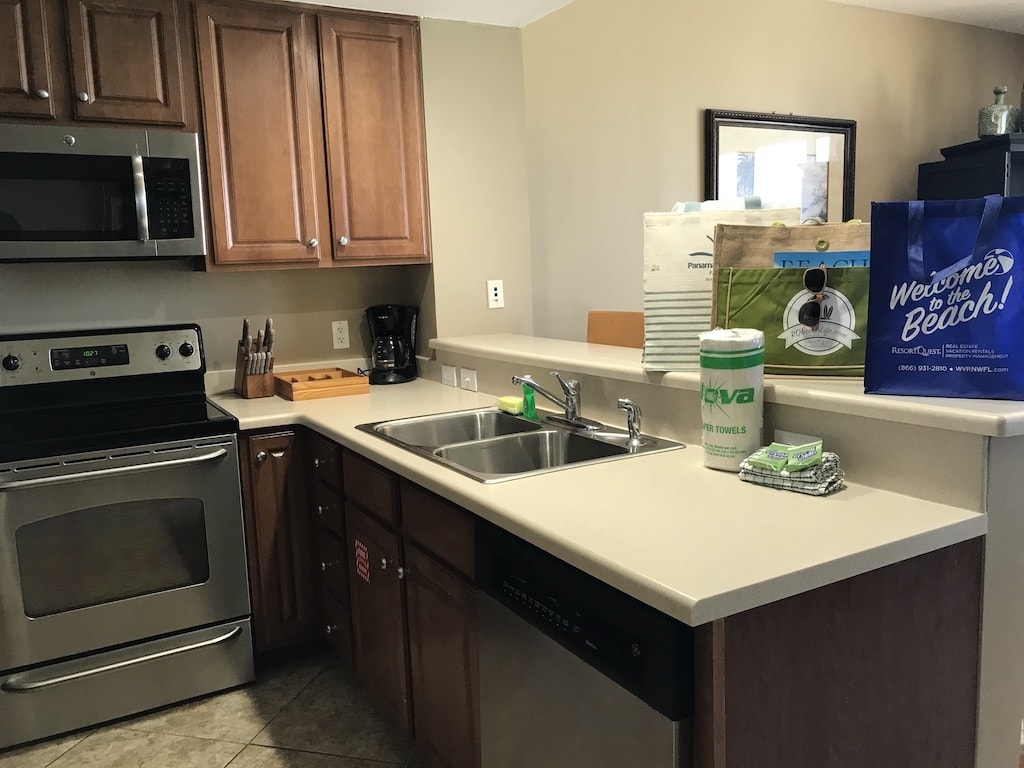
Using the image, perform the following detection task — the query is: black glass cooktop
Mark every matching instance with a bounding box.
[0,396,238,464]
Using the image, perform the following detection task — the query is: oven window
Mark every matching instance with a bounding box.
[16,499,210,617]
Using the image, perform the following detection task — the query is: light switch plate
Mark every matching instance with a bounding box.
[461,367,478,391]
[441,364,457,387]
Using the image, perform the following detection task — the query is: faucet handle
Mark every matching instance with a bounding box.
[550,371,578,396]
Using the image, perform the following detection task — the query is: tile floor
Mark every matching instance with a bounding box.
[0,654,427,768]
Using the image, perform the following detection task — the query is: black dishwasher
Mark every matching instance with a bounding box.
[476,521,694,768]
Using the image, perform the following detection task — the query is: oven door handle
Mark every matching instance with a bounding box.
[0,447,229,491]
[0,626,243,692]
[132,152,150,242]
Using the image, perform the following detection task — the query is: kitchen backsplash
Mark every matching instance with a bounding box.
[0,259,432,374]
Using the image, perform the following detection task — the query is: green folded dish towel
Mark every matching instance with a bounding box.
[738,451,845,496]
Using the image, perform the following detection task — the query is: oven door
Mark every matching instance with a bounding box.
[0,436,250,672]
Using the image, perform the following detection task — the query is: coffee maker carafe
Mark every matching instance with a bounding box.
[366,304,417,384]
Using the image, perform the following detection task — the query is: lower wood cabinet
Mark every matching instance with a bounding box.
[346,499,411,730]
[239,429,317,652]
[343,448,480,768]
[405,542,480,768]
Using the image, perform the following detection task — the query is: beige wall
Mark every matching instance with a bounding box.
[521,0,1024,340]
[419,19,534,340]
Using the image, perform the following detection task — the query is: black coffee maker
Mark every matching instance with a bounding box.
[366,304,418,384]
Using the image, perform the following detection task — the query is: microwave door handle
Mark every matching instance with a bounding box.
[131,152,150,242]
[0,448,228,491]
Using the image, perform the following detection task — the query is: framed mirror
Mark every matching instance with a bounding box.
[704,109,857,222]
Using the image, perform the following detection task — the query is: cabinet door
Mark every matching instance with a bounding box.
[405,544,480,768]
[65,0,187,125]
[319,14,430,264]
[195,0,328,267]
[346,502,411,732]
[240,430,317,652]
[0,0,57,118]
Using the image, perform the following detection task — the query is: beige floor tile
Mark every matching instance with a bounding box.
[251,662,419,765]
[227,744,400,767]
[0,733,89,768]
[46,728,243,768]
[123,655,329,744]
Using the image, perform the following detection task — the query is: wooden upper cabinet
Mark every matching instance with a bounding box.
[65,0,188,125]
[0,0,57,118]
[194,0,328,267]
[319,15,430,265]
[0,0,195,125]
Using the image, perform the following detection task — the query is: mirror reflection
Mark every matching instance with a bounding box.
[705,110,857,222]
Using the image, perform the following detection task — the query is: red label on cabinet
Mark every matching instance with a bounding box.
[355,539,370,583]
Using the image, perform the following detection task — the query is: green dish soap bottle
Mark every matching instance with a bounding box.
[522,383,536,420]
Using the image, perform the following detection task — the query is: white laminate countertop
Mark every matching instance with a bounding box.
[212,376,984,627]
[432,334,1024,437]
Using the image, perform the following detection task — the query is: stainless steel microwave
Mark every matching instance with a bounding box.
[0,124,206,261]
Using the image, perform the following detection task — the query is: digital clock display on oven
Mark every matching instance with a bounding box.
[50,344,130,371]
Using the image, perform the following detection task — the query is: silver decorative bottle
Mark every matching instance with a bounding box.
[978,85,1019,137]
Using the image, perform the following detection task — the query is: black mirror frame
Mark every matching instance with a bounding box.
[704,109,857,222]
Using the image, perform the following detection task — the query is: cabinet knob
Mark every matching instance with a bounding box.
[76,91,89,103]
[316,504,326,515]
[256,450,268,462]
[307,238,318,248]
[312,457,321,468]
[321,560,339,571]
[380,557,389,570]
[325,623,338,635]
[35,89,50,99]
[337,236,349,246]
[397,566,408,580]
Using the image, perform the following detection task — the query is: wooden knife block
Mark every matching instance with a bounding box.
[233,345,275,398]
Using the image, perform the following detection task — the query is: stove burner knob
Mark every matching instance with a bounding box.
[1,354,21,372]
[155,344,172,360]
[178,342,195,357]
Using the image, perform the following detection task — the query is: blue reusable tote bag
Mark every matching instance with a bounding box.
[865,195,1024,400]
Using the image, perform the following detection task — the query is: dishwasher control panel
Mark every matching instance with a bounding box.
[476,521,694,721]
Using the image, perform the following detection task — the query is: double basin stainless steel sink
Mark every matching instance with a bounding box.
[357,408,685,483]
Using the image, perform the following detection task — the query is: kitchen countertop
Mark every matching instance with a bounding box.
[212,376,984,627]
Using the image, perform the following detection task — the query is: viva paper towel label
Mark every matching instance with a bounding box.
[699,328,764,471]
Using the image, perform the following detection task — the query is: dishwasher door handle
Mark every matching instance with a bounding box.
[0,448,229,491]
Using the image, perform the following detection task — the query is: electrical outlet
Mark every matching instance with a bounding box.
[331,320,350,350]
[441,364,457,387]
[486,279,504,309]
[461,367,478,391]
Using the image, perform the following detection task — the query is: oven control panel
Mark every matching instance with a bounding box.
[0,325,203,386]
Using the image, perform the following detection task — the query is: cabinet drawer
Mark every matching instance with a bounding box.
[311,483,344,539]
[400,481,475,579]
[320,588,352,662]
[308,432,343,490]
[317,525,349,605]
[343,450,398,525]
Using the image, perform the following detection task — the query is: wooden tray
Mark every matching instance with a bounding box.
[274,367,369,400]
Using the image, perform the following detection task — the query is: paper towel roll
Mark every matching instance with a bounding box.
[699,328,764,471]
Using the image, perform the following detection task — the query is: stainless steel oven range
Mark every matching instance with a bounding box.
[0,324,253,749]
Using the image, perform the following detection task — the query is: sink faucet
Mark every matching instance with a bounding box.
[511,371,602,430]
[617,398,643,451]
